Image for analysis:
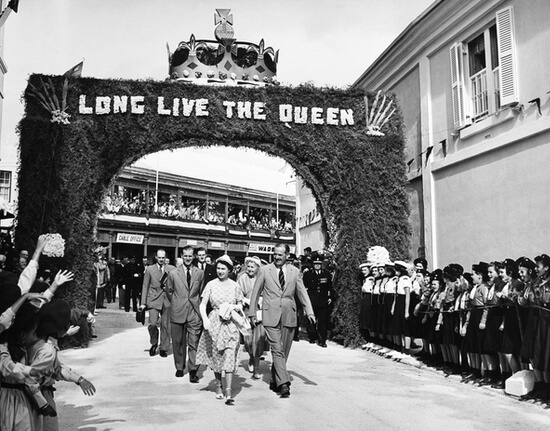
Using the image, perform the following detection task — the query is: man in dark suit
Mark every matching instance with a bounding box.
[107,257,117,303]
[133,256,146,308]
[249,243,315,398]
[303,257,333,347]
[195,247,216,285]
[124,255,142,312]
[115,257,127,310]
[166,245,204,382]
[139,249,175,356]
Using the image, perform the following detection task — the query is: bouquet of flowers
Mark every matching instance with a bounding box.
[366,245,390,267]
[42,233,65,257]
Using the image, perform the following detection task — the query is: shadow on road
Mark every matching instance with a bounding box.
[58,402,126,431]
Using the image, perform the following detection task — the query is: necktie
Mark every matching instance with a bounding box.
[187,268,191,287]
[279,268,285,291]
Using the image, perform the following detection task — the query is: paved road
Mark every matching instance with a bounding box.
[55,304,550,431]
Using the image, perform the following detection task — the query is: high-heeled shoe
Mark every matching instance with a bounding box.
[215,383,224,400]
[225,388,234,405]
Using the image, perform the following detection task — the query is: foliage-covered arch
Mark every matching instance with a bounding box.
[17,74,410,346]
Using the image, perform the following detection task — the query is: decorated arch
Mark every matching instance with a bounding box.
[16,74,410,346]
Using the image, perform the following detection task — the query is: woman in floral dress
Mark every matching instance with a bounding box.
[197,255,243,405]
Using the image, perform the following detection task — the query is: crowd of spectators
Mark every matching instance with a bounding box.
[100,189,294,233]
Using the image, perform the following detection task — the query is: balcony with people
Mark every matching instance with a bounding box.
[99,185,295,239]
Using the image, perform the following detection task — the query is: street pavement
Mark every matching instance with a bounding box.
[55,303,550,431]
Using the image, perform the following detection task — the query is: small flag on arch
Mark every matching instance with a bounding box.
[63,61,84,79]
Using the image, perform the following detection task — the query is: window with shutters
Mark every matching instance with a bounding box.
[450,6,517,130]
[467,25,500,121]
[0,171,11,202]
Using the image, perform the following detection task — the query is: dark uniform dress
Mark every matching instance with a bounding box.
[533,275,550,372]
[378,278,390,336]
[439,282,456,345]
[370,278,382,334]
[359,276,375,331]
[440,301,455,345]
[500,279,524,356]
[408,277,422,338]
[303,268,334,344]
[463,284,488,354]
[455,291,469,352]
[384,277,398,336]
[380,277,395,336]
[427,291,445,345]
[392,275,411,337]
[482,279,505,354]
[520,278,541,362]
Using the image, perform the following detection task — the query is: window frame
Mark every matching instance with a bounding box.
[0,170,11,202]
[450,6,518,131]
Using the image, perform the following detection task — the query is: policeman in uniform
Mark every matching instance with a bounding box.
[303,256,333,347]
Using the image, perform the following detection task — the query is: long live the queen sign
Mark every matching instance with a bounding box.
[78,95,356,126]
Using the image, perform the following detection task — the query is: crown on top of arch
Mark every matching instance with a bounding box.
[167,9,279,86]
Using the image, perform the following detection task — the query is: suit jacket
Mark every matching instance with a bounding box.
[134,262,145,289]
[141,264,176,310]
[249,263,314,328]
[166,265,204,324]
[115,263,125,285]
[91,260,110,288]
[195,262,216,286]
[124,262,141,289]
[303,269,333,308]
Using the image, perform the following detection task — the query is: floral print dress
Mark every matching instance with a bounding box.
[197,278,243,373]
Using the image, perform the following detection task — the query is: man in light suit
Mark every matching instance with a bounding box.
[249,243,316,398]
[139,249,175,357]
[165,245,205,382]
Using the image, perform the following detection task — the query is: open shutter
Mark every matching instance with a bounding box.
[450,42,467,129]
[496,6,518,106]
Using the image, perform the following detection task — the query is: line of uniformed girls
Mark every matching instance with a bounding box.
[359,254,550,407]
[359,260,414,359]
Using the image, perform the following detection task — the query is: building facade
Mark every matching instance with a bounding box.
[352,0,550,268]
[98,166,295,263]
[0,1,14,215]
[295,176,324,254]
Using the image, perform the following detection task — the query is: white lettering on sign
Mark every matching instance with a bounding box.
[223,101,266,120]
[248,243,276,254]
[223,101,236,118]
[116,233,144,244]
[279,104,355,126]
[130,96,145,114]
[113,96,128,114]
[96,96,111,115]
[237,101,252,119]
[78,95,356,126]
